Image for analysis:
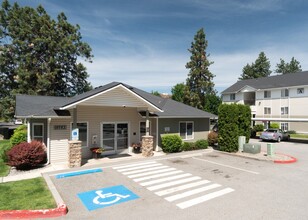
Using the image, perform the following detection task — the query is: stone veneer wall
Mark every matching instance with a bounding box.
[68,140,82,168]
[142,135,154,157]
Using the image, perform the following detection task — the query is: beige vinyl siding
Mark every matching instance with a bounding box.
[49,118,70,163]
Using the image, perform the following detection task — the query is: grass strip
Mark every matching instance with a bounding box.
[0,177,57,210]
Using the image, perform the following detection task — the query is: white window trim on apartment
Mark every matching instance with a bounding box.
[179,121,194,140]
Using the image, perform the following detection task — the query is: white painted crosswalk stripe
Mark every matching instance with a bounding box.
[116,163,162,172]
[155,180,211,196]
[134,170,184,182]
[147,176,202,191]
[114,161,235,209]
[122,165,169,175]
[128,168,177,178]
[140,173,192,186]
[113,161,157,169]
[165,183,221,202]
[176,188,235,209]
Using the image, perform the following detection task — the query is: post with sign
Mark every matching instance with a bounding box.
[68,128,82,168]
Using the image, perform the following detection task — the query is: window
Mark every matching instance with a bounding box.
[33,123,44,142]
[71,122,88,147]
[140,121,151,141]
[281,107,289,115]
[179,122,194,140]
[281,123,289,131]
[264,107,271,115]
[264,91,271,98]
[230,93,235,100]
[281,89,289,97]
[297,88,304,94]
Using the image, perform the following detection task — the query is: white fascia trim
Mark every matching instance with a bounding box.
[252,117,308,122]
[17,116,71,119]
[158,116,212,119]
[60,84,163,112]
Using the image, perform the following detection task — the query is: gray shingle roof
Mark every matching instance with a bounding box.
[15,82,216,119]
[221,71,308,94]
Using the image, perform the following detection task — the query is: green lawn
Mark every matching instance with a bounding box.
[0,177,57,210]
[0,140,11,177]
[290,133,308,139]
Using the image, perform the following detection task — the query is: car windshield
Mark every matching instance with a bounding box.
[266,129,277,133]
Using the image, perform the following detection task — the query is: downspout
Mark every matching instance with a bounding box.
[156,117,159,151]
[45,118,51,165]
[27,120,31,143]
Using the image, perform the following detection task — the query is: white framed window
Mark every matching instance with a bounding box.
[281,123,289,131]
[71,122,88,147]
[230,93,235,101]
[281,107,289,115]
[264,91,271,98]
[297,88,304,94]
[139,121,151,141]
[32,123,44,142]
[264,107,271,115]
[281,89,289,97]
[179,121,194,140]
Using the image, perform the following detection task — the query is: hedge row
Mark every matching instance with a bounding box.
[218,104,251,152]
[161,134,208,153]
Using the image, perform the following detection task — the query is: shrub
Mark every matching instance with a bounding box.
[195,139,208,149]
[161,135,183,153]
[253,124,264,132]
[10,125,27,146]
[238,104,251,143]
[208,132,218,146]
[7,141,46,170]
[181,142,196,151]
[288,130,296,134]
[270,123,279,129]
[0,141,12,163]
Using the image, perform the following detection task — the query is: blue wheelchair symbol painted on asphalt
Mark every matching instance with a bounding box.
[77,185,139,211]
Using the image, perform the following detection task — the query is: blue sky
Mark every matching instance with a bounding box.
[14,0,308,94]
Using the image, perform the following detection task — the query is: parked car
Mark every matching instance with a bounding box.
[260,129,290,142]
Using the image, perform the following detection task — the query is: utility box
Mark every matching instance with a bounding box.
[267,143,275,156]
[243,143,261,154]
[238,136,246,152]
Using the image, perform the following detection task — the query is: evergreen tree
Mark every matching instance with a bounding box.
[275,57,302,74]
[204,94,221,116]
[239,52,271,80]
[0,1,93,120]
[184,28,215,109]
[171,83,186,103]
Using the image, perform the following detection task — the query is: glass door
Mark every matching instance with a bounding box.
[117,123,128,150]
[102,123,115,151]
[102,122,128,152]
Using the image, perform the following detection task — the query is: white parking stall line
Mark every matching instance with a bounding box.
[128,168,177,178]
[113,161,157,170]
[140,173,192,186]
[122,166,169,175]
[134,170,184,182]
[176,188,235,209]
[155,180,211,196]
[165,184,221,202]
[116,163,163,172]
[147,176,202,191]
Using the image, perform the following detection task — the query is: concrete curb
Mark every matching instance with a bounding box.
[0,174,68,219]
[0,204,67,219]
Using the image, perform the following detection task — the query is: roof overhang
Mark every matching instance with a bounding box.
[252,118,308,122]
[60,84,163,113]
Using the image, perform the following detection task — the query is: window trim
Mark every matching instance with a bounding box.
[70,121,89,147]
[179,121,194,140]
[230,93,236,101]
[280,122,289,131]
[297,88,304,94]
[32,123,44,142]
[281,89,289,98]
[281,107,289,115]
[264,90,271,98]
[264,107,271,115]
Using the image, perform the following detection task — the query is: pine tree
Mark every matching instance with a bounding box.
[275,57,302,74]
[184,28,215,109]
[239,52,271,80]
[0,1,93,120]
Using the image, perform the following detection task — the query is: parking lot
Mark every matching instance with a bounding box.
[48,140,308,220]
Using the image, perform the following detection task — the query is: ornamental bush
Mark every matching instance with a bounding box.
[270,123,279,129]
[161,134,183,153]
[181,142,196,151]
[207,132,218,146]
[10,125,27,146]
[195,139,208,149]
[7,141,46,170]
[253,124,264,132]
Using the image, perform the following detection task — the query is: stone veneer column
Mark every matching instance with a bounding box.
[142,135,154,157]
[68,140,82,168]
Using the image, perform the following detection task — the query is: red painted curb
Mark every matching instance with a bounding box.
[274,154,297,164]
[0,203,67,219]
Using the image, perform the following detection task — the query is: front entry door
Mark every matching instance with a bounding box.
[102,122,128,153]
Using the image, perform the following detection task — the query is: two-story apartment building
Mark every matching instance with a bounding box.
[221,71,308,133]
